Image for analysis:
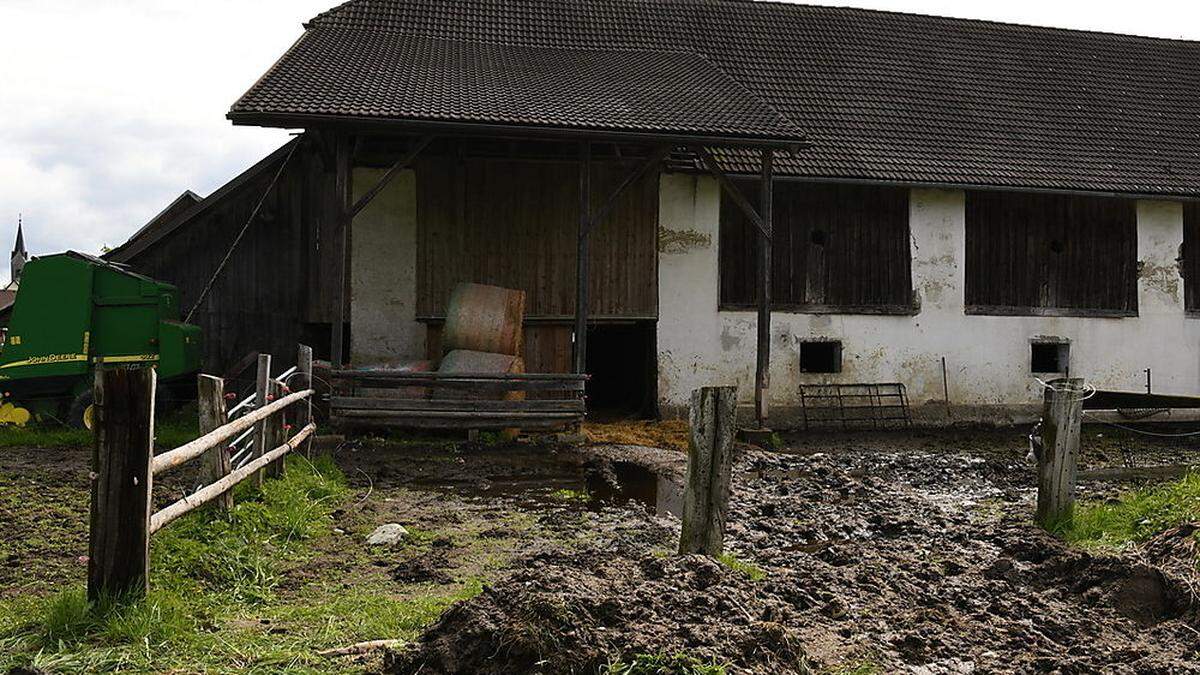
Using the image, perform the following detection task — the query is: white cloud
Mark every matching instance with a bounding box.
[0,0,330,272]
[0,0,1197,281]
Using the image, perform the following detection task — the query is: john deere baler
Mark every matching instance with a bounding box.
[0,252,201,426]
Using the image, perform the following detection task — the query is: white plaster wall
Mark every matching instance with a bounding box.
[657,176,1198,422]
[349,168,425,366]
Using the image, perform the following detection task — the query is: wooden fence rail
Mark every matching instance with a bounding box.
[88,345,315,602]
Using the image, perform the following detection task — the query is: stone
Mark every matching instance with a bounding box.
[366,523,409,546]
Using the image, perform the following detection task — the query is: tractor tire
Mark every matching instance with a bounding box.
[68,390,95,430]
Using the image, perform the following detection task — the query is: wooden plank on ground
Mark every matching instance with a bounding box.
[330,397,585,412]
[329,377,585,393]
[330,415,578,431]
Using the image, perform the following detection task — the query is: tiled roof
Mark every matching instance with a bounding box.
[232,0,1200,196]
[231,30,803,144]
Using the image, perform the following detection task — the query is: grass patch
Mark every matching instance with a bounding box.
[0,453,480,673]
[717,553,767,581]
[1059,471,1200,550]
[607,652,728,674]
[0,402,199,450]
[825,659,883,675]
[549,487,590,502]
[0,424,90,448]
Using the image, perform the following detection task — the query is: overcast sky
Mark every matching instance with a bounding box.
[2,0,1198,272]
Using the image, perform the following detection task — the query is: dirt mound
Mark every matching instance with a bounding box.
[385,549,810,674]
[1141,522,1200,591]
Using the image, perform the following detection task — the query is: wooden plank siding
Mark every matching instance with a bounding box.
[415,157,659,319]
[116,141,337,372]
[1184,203,1200,315]
[720,181,913,312]
[965,191,1138,316]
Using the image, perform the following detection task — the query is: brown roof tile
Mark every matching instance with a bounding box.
[232,0,1200,196]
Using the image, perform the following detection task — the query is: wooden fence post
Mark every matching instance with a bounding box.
[679,385,737,555]
[266,379,286,479]
[88,366,156,602]
[1036,377,1084,529]
[197,374,233,512]
[253,353,271,488]
[298,344,314,458]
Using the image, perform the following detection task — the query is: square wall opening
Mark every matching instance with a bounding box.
[1031,341,1070,374]
[801,340,843,374]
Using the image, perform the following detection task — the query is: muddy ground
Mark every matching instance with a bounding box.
[377,430,1200,674]
[3,427,1200,673]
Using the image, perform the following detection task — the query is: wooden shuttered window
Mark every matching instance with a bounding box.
[965,191,1137,316]
[1184,203,1200,314]
[719,182,913,312]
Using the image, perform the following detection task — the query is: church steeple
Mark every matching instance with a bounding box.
[10,215,27,285]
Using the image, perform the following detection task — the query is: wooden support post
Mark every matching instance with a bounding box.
[266,379,286,479]
[88,366,156,602]
[1036,377,1084,528]
[679,386,738,556]
[756,150,774,428]
[573,141,591,375]
[298,344,314,458]
[331,133,352,367]
[253,353,271,488]
[197,374,233,512]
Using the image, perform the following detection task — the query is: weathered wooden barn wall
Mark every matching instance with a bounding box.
[112,139,339,374]
[415,156,659,372]
[416,157,659,318]
[965,191,1138,315]
[1184,202,1200,314]
[719,181,912,312]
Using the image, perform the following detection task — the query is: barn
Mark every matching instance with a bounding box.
[110,0,1200,426]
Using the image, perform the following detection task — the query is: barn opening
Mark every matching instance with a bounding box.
[585,322,657,419]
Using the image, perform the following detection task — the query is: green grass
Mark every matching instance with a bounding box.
[0,453,482,673]
[825,659,883,675]
[0,423,91,448]
[0,402,199,450]
[1058,471,1200,550]
[549,487,590,502]
[717,553,767,581]
[607,652,728,675]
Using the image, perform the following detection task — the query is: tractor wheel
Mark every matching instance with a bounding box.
[68,390,96,430]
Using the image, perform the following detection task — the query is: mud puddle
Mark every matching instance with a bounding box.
[369,446,683,517]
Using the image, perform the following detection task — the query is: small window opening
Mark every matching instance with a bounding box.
[810,229,828,247]
[801,340,842,373]
[1049,239,1065,254]
[1031,341,1069,374]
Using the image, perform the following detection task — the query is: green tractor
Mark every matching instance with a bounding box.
[0,252,202,427]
